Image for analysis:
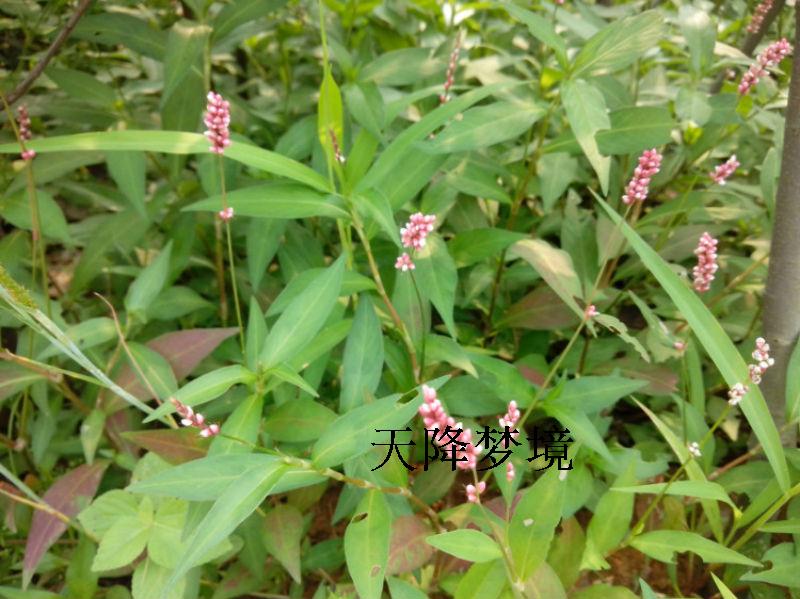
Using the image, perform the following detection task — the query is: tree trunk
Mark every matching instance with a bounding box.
[761,6,800,446]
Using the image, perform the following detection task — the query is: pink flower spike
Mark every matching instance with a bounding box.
[400,212,437,250]
[584,304,599,319]
[17,105,35,161]
[218,206,234,221]
[692,232,719,293]
[621,149,662,205]
[200,423,220,438]
[170,396,220,436]
[673,340,687,352]
[747,0,774,34]
[710,155,740,185]
[419,384,481,471]
[728,382,749,406]
[395,253,415,272]
[739,38,793,95]
[439,33,462,104]
[506,462,516,482]
[466,481,486,503]
[748,337,775,384]
[204,91,231,154]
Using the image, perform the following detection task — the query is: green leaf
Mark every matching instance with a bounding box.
[510,239,583,317]
[595,195,790,492]
[143,365,255,423]
[741,543,800,587]
[183,182,348,219]
[211,0,286,42]
[80,409,106,465]
[259,255,345,368]
[46,67,117,107]
[124,241,173,320]
[509,469,565,578]
[166,464,289,585]
[264,398,337,443]
[448,229,527,268]
[247,219,286,290]
[209,394,264,455]
[679,5,716,77]
[161,21,210,107]
[355,191,402,247]
[630,530,760,567]
[318,68,344,167]
[502,2,568,68]
[92,502,152,571]
[131,558,185,599]
[710,573,738,599]
[344,490,392,599]
[0,190,72,244]
[455,559,506,599]
[544,403,613,462]
[426,530,502,563]
[263,504,304,583]
[413,234,458,338]
[421,101,543,154]
[341,296,384,412]
[561,80,611,194]
[127,454,324,501]
[613,481,736,509]
[360,48,441,86]
[595,107,675,155]
[356,83,513,194]
[581,463,636,570]
[312,389,426,469]
[78,490,140,538]
[760,518,800,533]
[571,11,665,77]
[106,152,147,217]
[124,343,178,401]
[265,363,319,397]
[73,14,167,59]
[0,131,331,193]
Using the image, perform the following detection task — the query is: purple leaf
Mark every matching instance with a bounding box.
[23,462,108,588]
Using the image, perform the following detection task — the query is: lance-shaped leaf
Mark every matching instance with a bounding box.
[344,490,392,599]
[125,241,173,320]
[24,463,108,587]
[561,80,611,194]
[166,463,289,586]
[341,296,384,412]
[630,530,760,567]
[259,254,345,369]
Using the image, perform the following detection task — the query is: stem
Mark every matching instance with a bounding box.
[219,156,245,353]
[731,481,800,550]
[625,405,733,542]
[349,209,421,381]
[760,6,800,446]
[409,271,427,376]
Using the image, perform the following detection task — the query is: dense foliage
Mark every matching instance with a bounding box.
[1,0,800,598]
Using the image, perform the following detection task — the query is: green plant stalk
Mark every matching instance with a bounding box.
[218,155,245,353]
[349,208,421,381]
[409,271,427,377]
[625,404,733,542]
[731,480,800,551]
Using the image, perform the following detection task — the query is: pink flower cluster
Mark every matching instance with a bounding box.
[692,232,719,293]
[204,91,231,155]
[498,401,520,443]
[395,213,436,272]
[748,337,775,384]
[439,34,462,104]
[747,0,774,34]
[584,304,599,320]
[621,149,662,205]
[739,38,793,95]
[710,155,739,185]
[218,206,234,221]
[466,481,486,503]
[418,384,480,471]
[17,105,35,161]
[170,397,220,438]
[728,382,749,406]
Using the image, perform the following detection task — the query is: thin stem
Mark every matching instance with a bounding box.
[349,209,421,381]
[218,155,245,353]
[409,271,427,376]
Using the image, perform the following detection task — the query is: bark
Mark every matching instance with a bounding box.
[761,6,800,446]
[710,0,786,94]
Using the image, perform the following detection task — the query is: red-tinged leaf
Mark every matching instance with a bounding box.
[499,287,581,331]
[122,428,207,464]
[104,408,139,457]
[0,481,23,532]
[102,327,238,410]
[147,328,238,380]
[387,515,434,575]
[604,358,678,395]
[517,363,547,387]
[23,462,108,587]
